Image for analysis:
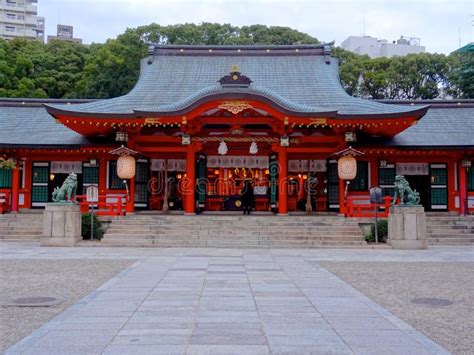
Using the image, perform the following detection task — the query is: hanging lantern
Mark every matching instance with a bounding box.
[249,141,258,154]
[218,141,228,156]
[337,155,357,180]
[117,155,136,179]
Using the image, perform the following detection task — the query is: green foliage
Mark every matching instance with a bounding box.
[0,23,471,100]
[81,213,104,240]
[448,51,474,98]
[365,219,388,243]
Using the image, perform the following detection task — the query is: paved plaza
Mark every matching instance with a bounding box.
[2,242,473,354]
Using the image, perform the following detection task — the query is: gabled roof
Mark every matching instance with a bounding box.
[45,44,428,119]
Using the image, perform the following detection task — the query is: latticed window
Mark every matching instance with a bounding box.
[33,166,48,183]
[468,167,474,191]
[134,161,149,205]
[108,161,126,189]
[431,168,447,185]
[0,168,12,188]
[349,161,368,191]
[32,164,49,204]
[327,162,339,207]
[431,188,447,205]
[379,164,396,197]
[83,166,99,184]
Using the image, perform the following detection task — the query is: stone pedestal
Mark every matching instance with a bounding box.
[41,204,81,247]
[388,205,427,249]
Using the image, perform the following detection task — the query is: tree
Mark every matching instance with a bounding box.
[448,50,474,98]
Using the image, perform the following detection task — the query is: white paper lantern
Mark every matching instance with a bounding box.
[337,155,357,180]
[249,141,258,155]
[117,155,136,179]
[218,141,228,156]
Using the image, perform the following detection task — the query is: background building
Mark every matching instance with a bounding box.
[0,0,44,41]
[47,24,82,44]
[341,35,425,58]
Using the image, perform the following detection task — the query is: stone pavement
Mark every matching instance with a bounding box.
[3,243,469,354]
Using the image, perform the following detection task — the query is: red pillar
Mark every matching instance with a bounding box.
[459,162,467,215]
[98,158,107,195]
[126,176,135,213]
[339,178,346,215]
[278,148,288,215]
[11,167,20,213]
[447,160,456,211]
[184,147,196,214]
[23,160,32,208]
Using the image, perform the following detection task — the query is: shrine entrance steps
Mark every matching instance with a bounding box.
[0,212,43,241]
[101,214,371,248]
[426,213,474,246]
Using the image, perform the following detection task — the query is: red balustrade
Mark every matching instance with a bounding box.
[345,195,392,218]
[76,195,125,216]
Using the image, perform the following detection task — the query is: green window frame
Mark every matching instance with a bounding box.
[327,162,339,208]
[430,164,447,209]
[0,168,12,188]
[379,164,396,197]
[134,161,149,205]
[108,161,126,189]
[349,161,369,191]
[83,166,99,184]
[32,164,49,204]
[468,166,474,191]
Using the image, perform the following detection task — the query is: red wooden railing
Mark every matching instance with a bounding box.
[345,195,393,218]
[0,190,10,214]
[76,195,126,216]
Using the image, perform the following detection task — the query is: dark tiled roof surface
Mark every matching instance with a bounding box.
[0,106,89,147]
[47,46,425,117]
[389,107,474,147]
[0,102,472,148]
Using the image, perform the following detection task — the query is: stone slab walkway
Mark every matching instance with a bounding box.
[2,244,460,354]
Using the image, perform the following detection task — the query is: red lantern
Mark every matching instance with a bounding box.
[338,155,357,180]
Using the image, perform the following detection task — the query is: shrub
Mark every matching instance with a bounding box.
[365,219,388,243]
[81,213,104,240]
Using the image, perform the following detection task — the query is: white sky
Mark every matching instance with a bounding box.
[39,0,473,54]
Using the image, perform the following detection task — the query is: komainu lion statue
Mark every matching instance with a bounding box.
[52,173,78,203]
[392,175,420,205]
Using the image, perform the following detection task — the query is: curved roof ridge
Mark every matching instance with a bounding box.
[136,83,337,116]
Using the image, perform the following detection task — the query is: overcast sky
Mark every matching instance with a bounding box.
[39,0,472,54]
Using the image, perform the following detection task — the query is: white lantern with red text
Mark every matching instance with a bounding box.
[337,155,357,180]
[117,155,136,179]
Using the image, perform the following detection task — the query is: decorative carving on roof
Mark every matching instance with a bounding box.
[218,101,253,115]
[218,65,253,87]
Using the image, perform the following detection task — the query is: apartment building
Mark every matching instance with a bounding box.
[0,0,44,41]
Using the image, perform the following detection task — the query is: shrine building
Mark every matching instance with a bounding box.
[0,44,473,216]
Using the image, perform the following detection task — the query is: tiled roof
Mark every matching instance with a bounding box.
[389,106,474,147]
[46,45,426,118]
[0,106,89,147]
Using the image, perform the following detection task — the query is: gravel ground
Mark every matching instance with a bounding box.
[320,261,474,355]
[0,259,134,352]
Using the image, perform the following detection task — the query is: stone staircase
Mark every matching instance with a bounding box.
[426,214,474,245]
[0,213,43,241]
[101,214,370,248]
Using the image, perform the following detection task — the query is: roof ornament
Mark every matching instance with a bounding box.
[147,45,155,65]
[323,43,332,65]
[218,65,253,87]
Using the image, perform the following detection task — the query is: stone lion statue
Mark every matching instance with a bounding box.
[392,175,420,205]
[52,173,78,203]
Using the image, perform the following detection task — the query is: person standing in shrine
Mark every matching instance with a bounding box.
[241,179,255,215]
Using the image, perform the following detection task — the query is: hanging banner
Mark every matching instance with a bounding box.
[150,159,187,172]
[50,161,83,174]
[396,163,429,176]
[206,156,269,169]
[288,160,327,172]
